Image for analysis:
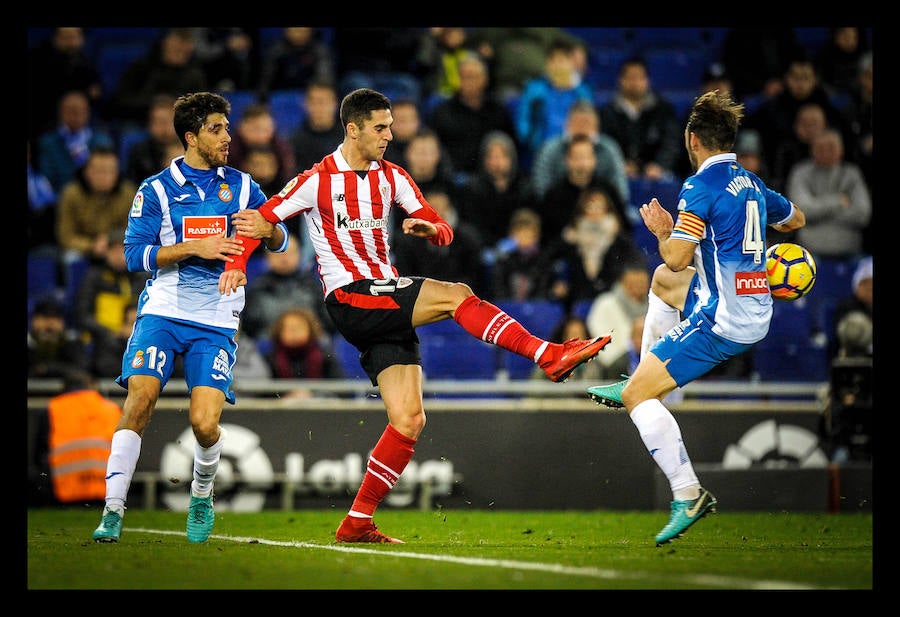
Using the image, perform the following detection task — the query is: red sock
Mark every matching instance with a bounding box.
[347,424,416,520]
[453,295,546,361]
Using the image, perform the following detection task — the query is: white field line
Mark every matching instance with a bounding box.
[130,527,826,590]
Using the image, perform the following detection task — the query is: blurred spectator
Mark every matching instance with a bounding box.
[108,28,207,124]
[242,234,332,340]
[226,102,297,188]
[599,56,682,181]
[265,307,343,398]
[468,27,585,101]
[399,129,460,229]
[290,79,344,173]
[788,129,872,260]
[28,140,59,254]
[529,314,604,382]
[826,255,873,463]
[243,145,285,197]
[89,300,137,379]
[733,129,768,177]
[815,27,870,99]
[514,37,594,165]
[257,27,335,98]
[55,147,136,266]
[36,89,115,192]
[417,27,474,100]
[27,27,103,143]
[543,185,645,310]
[29,369,121,507]
[231,326,273,381]
[27,297,89,379]
[538,134,628,241]
[123,94,180,184]
[74,228,149,356]
[384,99,455,176]
[747,53,849,173]
[491,208,553,301]
[392,189,485,295]
[832,256,873,359]
[333,27,424,102]
[769,102,828,194]
[585,262,650,380]
[530,99,628,206]
[428,51,518,182]
[719,27,802,102]
[190,27,257,91]
[841,52,873,186]
[461,130,534,249]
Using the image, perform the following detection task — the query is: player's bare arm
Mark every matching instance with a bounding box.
[641,198,694,271]
[402,217,438,238]
[155,232,245,267]
[770,202,806,233]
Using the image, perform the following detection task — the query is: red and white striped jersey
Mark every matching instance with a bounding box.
[259,147,452,298]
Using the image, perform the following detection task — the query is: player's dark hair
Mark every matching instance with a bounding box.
[173,92,231,149]
[340,88,392,134]
[686,90,745,153]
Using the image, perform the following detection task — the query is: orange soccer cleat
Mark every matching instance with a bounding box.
[335,517,404,544]
[539,335,612,383]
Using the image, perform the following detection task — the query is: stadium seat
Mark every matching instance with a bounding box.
[95,42,148,97]
[27,254,59,296]
[496,300,565,340]
[630,27,707,50]
[664,88,699,120]
[645,48,708,91]
[225,90,259,125]
[117,127,149,170]
[565,27,632,48]
[267,90,306,139]
[245,255,269,283]
[753,340,830,382]
[587,47,629,91]
[420,335,498,380]
[333,334,369,381]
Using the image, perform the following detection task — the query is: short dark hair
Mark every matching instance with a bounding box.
[686,90,744,153]
[173,92,231,149]
[339,88,391,134]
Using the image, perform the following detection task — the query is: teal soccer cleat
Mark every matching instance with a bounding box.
[586,376,629,409]
[93,507,123,543]
[186,495,215,543]
[655,488,717,546]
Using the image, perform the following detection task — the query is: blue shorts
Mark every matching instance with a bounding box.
[649,311,754,388]
[116,314,238,404]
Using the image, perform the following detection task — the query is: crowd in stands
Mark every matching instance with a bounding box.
[27,26,874,385]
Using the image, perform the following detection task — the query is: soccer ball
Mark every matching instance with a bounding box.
[765,242,817,301]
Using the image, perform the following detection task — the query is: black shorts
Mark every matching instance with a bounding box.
[325,276,425,385]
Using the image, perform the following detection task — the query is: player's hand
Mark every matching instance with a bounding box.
[192,232,246,262]
[402,217,437,238]
[218,268,247,295]
[640,198,675,239]
[232,209,276,239]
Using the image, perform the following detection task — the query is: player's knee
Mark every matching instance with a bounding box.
[192,418,221,447]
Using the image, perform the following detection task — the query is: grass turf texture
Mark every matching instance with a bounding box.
[27,508,872,590]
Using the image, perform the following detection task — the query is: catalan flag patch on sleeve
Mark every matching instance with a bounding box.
[673,211,705,240]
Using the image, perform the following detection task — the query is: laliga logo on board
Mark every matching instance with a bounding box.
[721,419,828,468]
[159,424,458,511]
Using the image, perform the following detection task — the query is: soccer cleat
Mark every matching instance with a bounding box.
[586,376,629,409]
[186,495,215,543]
[655,488,718,546]
[539,335,612,383]
[93,507,123,543]
[335,517,404,544]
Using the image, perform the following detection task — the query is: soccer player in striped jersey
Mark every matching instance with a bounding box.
[92,92,289,544]
[229,88,610,543]
[588,90,806,545]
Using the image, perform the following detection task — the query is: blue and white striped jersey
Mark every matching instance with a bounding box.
[671,153,795,344]
[124,156,286,330]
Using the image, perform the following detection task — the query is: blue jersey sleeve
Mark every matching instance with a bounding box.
[123,182,164,273]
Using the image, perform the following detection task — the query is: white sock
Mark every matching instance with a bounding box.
[104,429,142,512]
[191,426,226,498]
[641,290,681,360]
[629,399,699,497]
